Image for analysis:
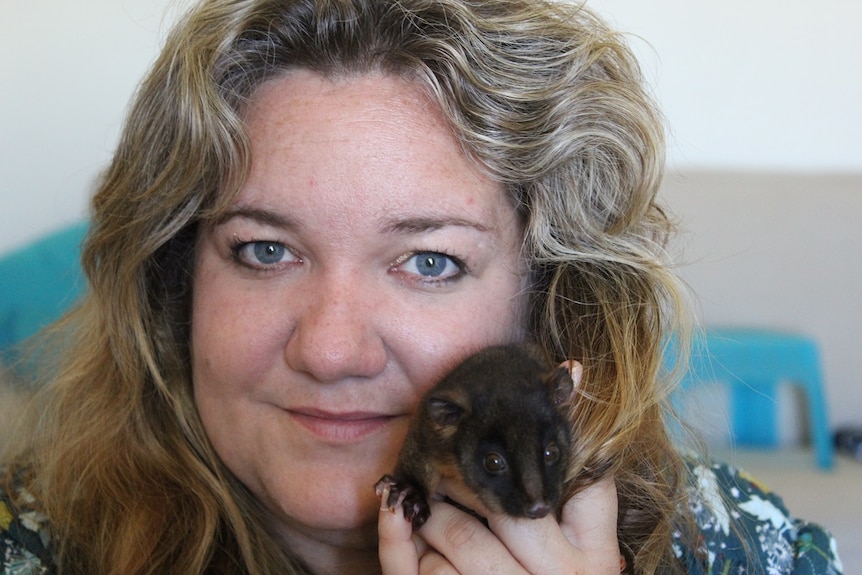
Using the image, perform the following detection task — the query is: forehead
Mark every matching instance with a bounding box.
[245,69,453,150]
[231,70,514,227]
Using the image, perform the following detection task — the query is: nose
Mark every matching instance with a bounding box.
[524,500,551,519]
[284,273,388,383]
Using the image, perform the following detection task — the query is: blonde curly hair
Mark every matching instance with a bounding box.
[5,1,694,573]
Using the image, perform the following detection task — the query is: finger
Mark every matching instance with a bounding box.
[559,475,622,573]
[418,550,458,575]
[487,513,579,574]
[378,483,420,575]
[438,476,574,572]
[418,498,527,574]
[486,475,620,574]
[434,478,585,574]
[559,475,618,553]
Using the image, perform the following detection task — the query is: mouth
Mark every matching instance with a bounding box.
[288,408,401,443]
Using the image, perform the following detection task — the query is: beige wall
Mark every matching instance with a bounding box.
[2,2,860,440]
[662,171,862,442]
[2,0,861,255]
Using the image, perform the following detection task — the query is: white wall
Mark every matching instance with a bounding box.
[3,1,861,253]
[591,0,862,173]
[2,1,860,434]
[1,0,182,253]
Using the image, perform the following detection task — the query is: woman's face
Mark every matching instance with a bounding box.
[191,70,527,554]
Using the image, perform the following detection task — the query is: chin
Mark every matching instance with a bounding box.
[275,459,394,534]
[276,486,382,551]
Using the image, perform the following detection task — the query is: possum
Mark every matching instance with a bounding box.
[376,343,577,531]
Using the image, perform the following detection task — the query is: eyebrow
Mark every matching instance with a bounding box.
[379,215,492,235]
[216,206,492,235]
[214,206,300,230]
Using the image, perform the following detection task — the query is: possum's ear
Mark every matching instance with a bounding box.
[548,361,581,405]
[427,389,469,428]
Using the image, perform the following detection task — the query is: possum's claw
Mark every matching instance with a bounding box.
[400,488,430,530]
[375,475,431,531]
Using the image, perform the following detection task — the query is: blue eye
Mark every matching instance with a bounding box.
[252,242,286,264]
[232,240,297,268]
[401,251,463,280]
[416,253,449,276]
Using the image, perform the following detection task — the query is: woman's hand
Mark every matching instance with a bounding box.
[378,474,622,574]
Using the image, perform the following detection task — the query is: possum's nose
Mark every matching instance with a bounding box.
[524,500,551,519]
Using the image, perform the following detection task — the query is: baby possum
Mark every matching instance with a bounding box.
[376,343,578,531]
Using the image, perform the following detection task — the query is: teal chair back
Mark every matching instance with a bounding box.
[670,327,834,469]
[0,222,89,360]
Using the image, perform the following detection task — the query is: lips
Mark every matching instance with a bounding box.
[288,408,399,443]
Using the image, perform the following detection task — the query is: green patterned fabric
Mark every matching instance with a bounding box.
[1,470,51,575]
[673,461,843,574]
[1,460,843,574]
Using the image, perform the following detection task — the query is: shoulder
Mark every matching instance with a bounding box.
[1,467,54,574]
[673,459,843,574]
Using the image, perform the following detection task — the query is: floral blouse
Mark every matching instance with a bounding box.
[673,462,842,574]
[1,462,843,574]
[0,476,51,575]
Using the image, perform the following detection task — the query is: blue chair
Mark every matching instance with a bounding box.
[675,328,834,469]
[0,222,89,360]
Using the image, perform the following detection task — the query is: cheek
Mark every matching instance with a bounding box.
[190,269,285,399]
[396,279,527,391]
[189,275,288,468]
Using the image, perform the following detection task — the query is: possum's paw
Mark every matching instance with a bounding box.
[375,475,431,531]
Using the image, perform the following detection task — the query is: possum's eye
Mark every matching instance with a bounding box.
[544,442,560,464]
[483,452,508,474]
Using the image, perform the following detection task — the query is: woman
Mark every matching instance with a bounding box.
[0,0,841,573]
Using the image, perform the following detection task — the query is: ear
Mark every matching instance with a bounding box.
[548,360,581,405]
[426,389,469,428]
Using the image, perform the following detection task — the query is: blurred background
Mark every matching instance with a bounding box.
[2,0,860,564]
[4,0,859,438]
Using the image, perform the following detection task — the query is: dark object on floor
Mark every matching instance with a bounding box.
[833,427,862,460]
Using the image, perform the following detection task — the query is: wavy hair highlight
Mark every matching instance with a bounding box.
[4,1,695,573]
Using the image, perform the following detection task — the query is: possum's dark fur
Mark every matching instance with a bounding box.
[376,343,575,530]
